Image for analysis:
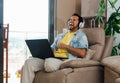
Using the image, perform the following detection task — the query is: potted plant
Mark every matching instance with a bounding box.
[96,0,120,55]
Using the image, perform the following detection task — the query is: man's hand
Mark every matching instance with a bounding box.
[57,42,68,49]
[57,42,86,58]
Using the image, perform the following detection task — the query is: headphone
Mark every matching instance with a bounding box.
[79,18,85,28]
[66,13,85,28]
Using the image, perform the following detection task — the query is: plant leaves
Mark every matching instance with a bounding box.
[96,0,105,25]
[108,0,118,11]
[118,43,120,49]
[113,24,120,33]
[105,12,120,35]
[111,46,118,56]
[105,0,120,56]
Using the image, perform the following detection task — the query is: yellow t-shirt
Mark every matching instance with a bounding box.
[54,31,75,58]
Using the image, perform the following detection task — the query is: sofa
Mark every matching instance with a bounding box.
[102,56,120,83]
[33,28,114,83]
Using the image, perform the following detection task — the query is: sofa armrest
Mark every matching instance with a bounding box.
[60,59,101,69]
[101,56,120,73]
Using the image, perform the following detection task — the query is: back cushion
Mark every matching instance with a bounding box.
[80,28,105,61]
[101,36,114,60]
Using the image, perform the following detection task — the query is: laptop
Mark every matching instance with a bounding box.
[25,39,54,59]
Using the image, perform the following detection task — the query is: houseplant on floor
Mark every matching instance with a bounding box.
[96,0,120,55]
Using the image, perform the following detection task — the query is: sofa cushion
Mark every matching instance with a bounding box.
[80,28,105,61]
[80,28,105,46]
[44,48,95,72]
[89,44,104,61]
[101,36,114,59]
[60,59,100,69]
[101,56,120,73]
[83,49,96,60]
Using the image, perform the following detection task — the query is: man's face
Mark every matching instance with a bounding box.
[68,16,79,31]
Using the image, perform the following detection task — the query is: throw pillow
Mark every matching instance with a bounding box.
[44,58,63,72]
[83,49,96,60]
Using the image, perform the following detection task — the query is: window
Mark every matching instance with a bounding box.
[4,0,50,83]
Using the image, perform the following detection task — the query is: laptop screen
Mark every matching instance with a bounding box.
[25,39,54,59]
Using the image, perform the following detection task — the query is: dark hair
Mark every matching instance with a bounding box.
[72,13,83,25]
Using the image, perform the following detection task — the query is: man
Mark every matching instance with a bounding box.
[21,13,88,83]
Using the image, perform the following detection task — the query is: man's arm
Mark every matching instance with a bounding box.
[67,45,86,58]
[57,42,87,58]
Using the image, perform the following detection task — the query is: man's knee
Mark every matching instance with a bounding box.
[44,58,63,72]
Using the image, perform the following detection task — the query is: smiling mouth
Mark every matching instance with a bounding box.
[69,23,73,26]
[68,23,74,30]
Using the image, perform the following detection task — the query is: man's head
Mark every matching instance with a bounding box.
[67,13,83,31]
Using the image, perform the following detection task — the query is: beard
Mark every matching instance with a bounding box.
[68,26,79,31]
[69,26,74,30]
